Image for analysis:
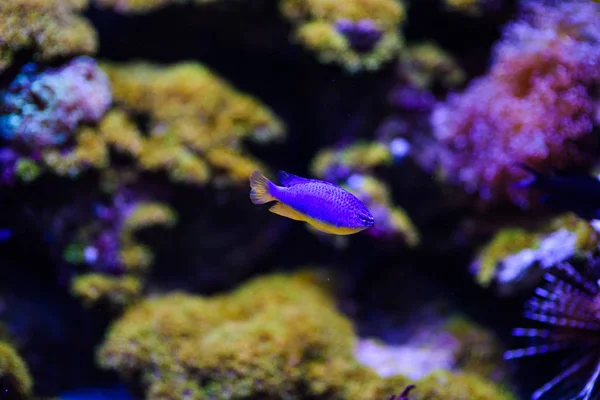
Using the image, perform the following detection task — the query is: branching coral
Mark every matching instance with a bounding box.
[431,0,600,207]
[0,0,97,73]
[0,341,33,400]
[101,61,285,186]
[64,193,177,308]
[472,213,599,294]
[280,0,406,72]
[310,141,419,244]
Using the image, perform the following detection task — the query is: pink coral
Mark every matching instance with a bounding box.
[431,0,600,207]
[0,56,112,148]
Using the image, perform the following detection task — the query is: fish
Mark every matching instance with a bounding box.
[514,163,600,220]
[249,170,375,235]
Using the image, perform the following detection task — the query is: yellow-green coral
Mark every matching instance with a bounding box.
[280,0,406,72]
[442,316,506,382]
[92,0,218,14]
[474,228,540,287]
[99,61,285,185]
[0,0,97,73]
[98,270,357,399]
[0,341,33,400]
[65,201,177,308]
[399,42,466,90]
[443,0,484,16]
[310,141,393,177]
[415,371,514,400]
[71,273,142,307]
[473,213,599,287]
[97,269,516,400]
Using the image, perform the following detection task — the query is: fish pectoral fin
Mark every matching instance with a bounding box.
[269,202,305,221]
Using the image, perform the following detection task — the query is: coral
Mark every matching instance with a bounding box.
[415,371,514,400]
[64,195,177,308]
[505,262,600,399]
[70,273,142,308]
[0,341,33,400]
[355,313,505,383]
[0,56,112,149]
[101,61,285,185]
[397,43,466,91]
[442,316,506,382]
[280,0,406,72]
[431,0,600,206]
[97,270,361,399]
[0,0,97,73]
[471,213,599,294]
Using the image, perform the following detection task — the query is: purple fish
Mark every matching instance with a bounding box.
[249,170,374,235]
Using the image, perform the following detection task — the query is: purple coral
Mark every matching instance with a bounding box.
[0,56,112,148]
[335,18,384,53]
[430,0,600,206]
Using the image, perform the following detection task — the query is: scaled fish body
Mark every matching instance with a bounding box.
[249,170,374,235]
[515,164,600,220]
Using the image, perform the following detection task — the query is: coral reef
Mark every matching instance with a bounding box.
[0,57,111,149]
[0,57,112,184]
[430,0,600,207]
[0,0,97,73]
[101,61,284,185]
[63,191,177,308]
[415,371,514,400]
[0,340,33,400]
[471,213,599,294]
[280,0,407,72]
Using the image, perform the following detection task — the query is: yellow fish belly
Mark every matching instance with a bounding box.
[269,201,364,235]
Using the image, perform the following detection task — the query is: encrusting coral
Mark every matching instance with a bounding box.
[0,0,97,73]
[97,270,514,400]
[280,0,407,72]
[430,0,600,207]
[471,213,599,294]
[0,340,33,400]
[101,61,285,186]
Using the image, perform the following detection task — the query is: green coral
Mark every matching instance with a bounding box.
[97,270,514,400]
[415,371,514,400]
[99,61,285,186]
[280,0,407,72]
[0,0,97,73]
[71,273,142,308]
[0,341,33,400]
[473,213,599,288]
[442,316,506,382]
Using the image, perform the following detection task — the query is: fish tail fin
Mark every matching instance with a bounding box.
[249,170,276,204]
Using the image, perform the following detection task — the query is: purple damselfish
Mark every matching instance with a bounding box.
[249,170,374,235]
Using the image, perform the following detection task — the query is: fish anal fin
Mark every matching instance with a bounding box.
[269,202,305,221]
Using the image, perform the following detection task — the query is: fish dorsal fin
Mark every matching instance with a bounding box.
[278,171,337,187]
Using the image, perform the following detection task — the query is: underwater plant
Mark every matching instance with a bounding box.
[505,262,600,399]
